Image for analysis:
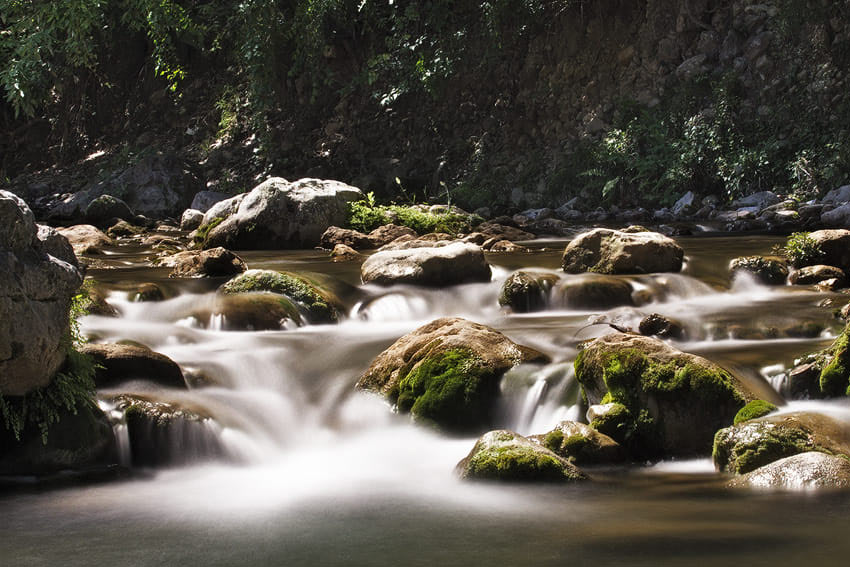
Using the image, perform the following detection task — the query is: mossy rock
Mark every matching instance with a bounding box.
[355,317,549,433]
[787,323,850,399]
[728,452,850,490]
[729,256,789,285]
[111,394,225,467]
[498,270,558,313]
[194,293,303,331]
[532,420,626,465]
[575,333,777,459]
[0,402,118,476]
[456,430,588,482]
[713,412,850,475]
[219,269,341,324]
[734,400,778,424]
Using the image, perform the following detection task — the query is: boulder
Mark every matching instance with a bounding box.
[36,224,79,268]
[532,421,626,465]
[821,203,850,226]
[822,185,850,205]
[562,228,684,274]
[219,269,342,324]
[320,226,374,250]
[164,248,247,278]
[486,239,529,252]
[731,191,781,210]
[456,430,588,482]
[190,190,230,213]
[84,194,134,224]
[79,343,186,389]
[498,271,558,313]
[554,275,635,309]
[201,177,363,250]
[361,242,491,287]
[808,230,850,272]
[106,220,143,238]
[193,293,302,331]
[638,313,687,340]
[575,333,778,458]
[368,224,417,247]
[1,191,84,395]
[180,209,204,231]
[729,256,789,285]
[728,452,850,490]
[671,191,696,216]
[109,394,225,467]
[56,224,113,255]
[476,222,535,242]
[331,243,363,262]
[789,265,846,287]
[355,317,549,432]
[783,323,850,399]
[130,283,166,302]
[713,412,850,474]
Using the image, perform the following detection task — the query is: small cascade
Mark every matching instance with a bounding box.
[99,399,132,468]
[500,362,583,436]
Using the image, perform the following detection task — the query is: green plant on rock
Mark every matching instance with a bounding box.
[783,232,824,268]
[733,400,779,425]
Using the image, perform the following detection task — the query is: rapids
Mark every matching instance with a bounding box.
[3,233,850,566]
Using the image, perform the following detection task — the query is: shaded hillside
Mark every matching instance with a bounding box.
[3,0,850,215]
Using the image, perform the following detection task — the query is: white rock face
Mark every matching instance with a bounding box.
[360,242,492,286]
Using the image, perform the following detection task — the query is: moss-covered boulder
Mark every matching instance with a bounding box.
[532,421,626,465]
[575,333,778,458]
[562,228,683,274]
[455,430,588,482]
[728,452,850,490]
[110,394,226,467]
[79,343,186,389]
[729,256,789,285]
[554,275,635,310]
[355,317,549,432]
[785,323,850,399]
[0,402,118,477]
[193,293,302,331]
[734,400,778,424]
[498,270,558,313]
[713,412,850,475]
[219,269,342,324]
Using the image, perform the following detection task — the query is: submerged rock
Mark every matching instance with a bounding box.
[713,412,850,475]
[638,313,687,340]
[554,275,634,309]
[498,271,558,313]
[193,293,302,331]
[728,452,850,490]
[200,177,363,250]
[79,343,186,389]
[562,228,684,274]
[355,317,548,432]
[456,430,588,482]
[575,333,777,458]
[219,269,342,324]
[532,421,626,465]
[1,191,84,395]
[729,256,788,285]
[360,242,491,287]
[330,243,363,262]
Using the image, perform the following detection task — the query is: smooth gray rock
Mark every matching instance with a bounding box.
[190,190,231,213]
[729,452,850,490]
[361,242,491,286]
[180,209,204,231]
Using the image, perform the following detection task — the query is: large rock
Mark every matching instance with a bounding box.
[786,323,850,398]
[219,269,342,324]
[1,191,84,395]
[320,226,374,250]
[553,275,635,309]
[192,293,302,331]
[562,228,684,274]
[361,242,491,286]
[821,203,850,227]
[456,430,588,482]
[728,452,850,490]
[163,247,247,278]
[575,333,779,458]
[498,271,558,313]
[713,412,850,474]
[808,230,850,272]
[789,265,846,287]
[476,222,534,242]
[729,256,789,285]
[79,343,186,389]
[56,224,113,255]
[190,190,230,213]
[532,421,626,465]
[200,177,363,250]
[85,194,135,225]
[355,317,549,432]
[368,224,418,247]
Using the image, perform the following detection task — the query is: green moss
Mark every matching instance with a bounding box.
[220,270,338,323]
[194,217,224,247]
[465,444,576,482]
[543,429,564,452]
[346,195,480,236]
[713,422,815,474]
[589,403,632,443]
[395,348,496,432]
[734,400,779,425]
[820,331,850,397]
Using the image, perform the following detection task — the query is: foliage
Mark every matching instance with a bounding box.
[782,232,824,268]
[346,193,480,235]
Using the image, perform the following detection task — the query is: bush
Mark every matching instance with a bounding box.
[346,193,480,235]
[783,232,824,268]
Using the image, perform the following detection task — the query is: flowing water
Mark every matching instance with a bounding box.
[3,234,850,566]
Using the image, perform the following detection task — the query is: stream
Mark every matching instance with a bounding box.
[3,234,850,566]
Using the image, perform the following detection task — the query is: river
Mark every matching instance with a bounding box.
[2,233,850,566]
